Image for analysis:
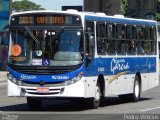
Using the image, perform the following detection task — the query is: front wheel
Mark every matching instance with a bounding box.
[27,97,42,110]
[87,83,101,109]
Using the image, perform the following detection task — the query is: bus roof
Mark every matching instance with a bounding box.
[11,10,157,27]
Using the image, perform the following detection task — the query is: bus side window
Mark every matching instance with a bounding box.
[126,25,137,55]
[136,27,145,40]
[136,26,146,55]
[152,28,157,54]
[145,27,152,54]
[106,24,115,55]
[116,24,125,39]
[116,24,126,55]
[96,22,106,55]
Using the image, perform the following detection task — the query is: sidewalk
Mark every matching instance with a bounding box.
[0,71,7,83]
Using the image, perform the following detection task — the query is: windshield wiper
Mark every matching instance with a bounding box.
[48,27,64,46]
[24,26,40,47]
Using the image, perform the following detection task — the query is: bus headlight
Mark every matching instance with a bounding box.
[7,73,23,85]
[18,81,23,86]
[12,78,17,84]
[64,72,83,86]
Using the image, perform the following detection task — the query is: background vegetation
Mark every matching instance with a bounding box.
[12,0,45,11]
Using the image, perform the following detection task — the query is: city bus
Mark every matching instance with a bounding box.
[6,10,159,109]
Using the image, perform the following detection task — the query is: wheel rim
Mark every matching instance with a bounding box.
[95,85,101,102]
[134,80,139,98]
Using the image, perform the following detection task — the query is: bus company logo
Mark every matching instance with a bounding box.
[111,58,129,74]
[20,74,37,79]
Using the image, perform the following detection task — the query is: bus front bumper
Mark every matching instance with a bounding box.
[7,80,85,98]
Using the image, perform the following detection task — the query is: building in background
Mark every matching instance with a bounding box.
[127,0,157,20]
[84,0,121,15]
[84,0,157,20]
[0,0,11,71]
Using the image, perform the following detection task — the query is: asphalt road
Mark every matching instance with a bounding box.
[1,82,160,120]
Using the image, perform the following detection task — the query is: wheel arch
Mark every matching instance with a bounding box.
[136,72,142,90]
[97,74,105,97]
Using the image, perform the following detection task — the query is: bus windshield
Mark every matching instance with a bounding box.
[8,27,83,66]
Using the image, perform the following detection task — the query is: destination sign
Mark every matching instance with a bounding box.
[11,14,81,26]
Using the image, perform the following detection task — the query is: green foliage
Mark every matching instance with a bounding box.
[156,0,160,21]
[120,0,128,15]
[12,0,45,11]
[156,13,160,21]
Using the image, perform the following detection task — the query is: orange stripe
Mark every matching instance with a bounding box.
[108,71,129,84]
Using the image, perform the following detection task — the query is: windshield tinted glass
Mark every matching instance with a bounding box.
[9,28,83,66]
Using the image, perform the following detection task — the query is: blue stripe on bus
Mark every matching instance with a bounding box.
[85,57,156,76]
[85,16,157,26]
[8,57,156,83]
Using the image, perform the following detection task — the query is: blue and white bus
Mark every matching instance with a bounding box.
[7,10,159,109]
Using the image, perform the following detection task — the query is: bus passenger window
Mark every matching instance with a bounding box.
[126,26,134,39]
[96,23,105,38]
[126,40,135,55]
[137,41,145,55]
[106,24,116,55]
[151,28,157,54]
[97,39,106,54]
[116,25,125,39]
[107,24,115,39]
[96,22,106,55]
[137,27,145,40]
[106,40,115,55]
[145,27,154,54]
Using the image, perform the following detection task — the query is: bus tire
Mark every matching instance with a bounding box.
[27,97,42,110]
[87,83,101,109]
[130,75,141,102]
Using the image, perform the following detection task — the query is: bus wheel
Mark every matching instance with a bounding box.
[27,97,42,110]
[131,75,141,102]
[88,83,101,109]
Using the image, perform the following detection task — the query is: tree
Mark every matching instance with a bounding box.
[12,0,45,11]
[156,0,160,21]
[120,0,128,15]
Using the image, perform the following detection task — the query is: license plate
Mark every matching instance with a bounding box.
[37,87,49,93]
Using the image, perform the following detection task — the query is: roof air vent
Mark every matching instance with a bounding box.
[66,9,78,12]
[114,14,125,18]
[96,12,106,16]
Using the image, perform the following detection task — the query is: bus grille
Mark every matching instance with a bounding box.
[25,88,63,95]
[16,69,71,75]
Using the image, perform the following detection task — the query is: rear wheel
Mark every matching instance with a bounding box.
[119,75,141,102]
[131,76,141,102]
[27,97,42,110]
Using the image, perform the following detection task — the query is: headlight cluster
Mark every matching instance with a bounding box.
[64,72,83,86]
[7,73,22,86]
